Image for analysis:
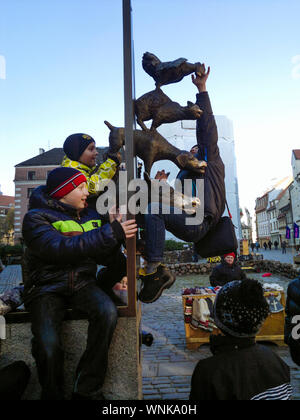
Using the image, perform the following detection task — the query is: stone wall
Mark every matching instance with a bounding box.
[165,258,300,279]
[253,260,300,279]
[163,250,194,264]
[166,262,217,276]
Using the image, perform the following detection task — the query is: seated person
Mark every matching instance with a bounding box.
[0,360,30,400]
[209,252,246,287]
[139,66,226,303]
[22,167,137,400]
[190,279,292,400]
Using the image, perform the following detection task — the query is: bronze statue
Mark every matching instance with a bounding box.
[142,52,205,87]
[104,120,206,175]
[135,87,202,131]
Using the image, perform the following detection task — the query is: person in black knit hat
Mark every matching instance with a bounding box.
[190,279,292,400]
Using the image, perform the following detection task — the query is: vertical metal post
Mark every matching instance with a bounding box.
[123,0,137,317]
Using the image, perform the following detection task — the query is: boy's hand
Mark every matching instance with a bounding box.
[121,219,138,239]
[192,64,210,93]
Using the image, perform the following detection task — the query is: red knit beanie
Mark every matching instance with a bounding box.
[47,167,87,199]
[224,252,235,258]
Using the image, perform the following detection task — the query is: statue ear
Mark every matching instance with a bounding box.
[176,153,188,168]
[187,101,194,107]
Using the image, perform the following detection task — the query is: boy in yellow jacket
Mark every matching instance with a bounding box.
[61,133,121,198]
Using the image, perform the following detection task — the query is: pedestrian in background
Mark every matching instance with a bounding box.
[268,240,272,250]
[282,241,287,254]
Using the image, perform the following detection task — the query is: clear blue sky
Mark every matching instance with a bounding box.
[1,0,300,213]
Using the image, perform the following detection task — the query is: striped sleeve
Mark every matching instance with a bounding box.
[251,383,292,400]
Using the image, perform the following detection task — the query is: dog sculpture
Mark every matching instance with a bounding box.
[104,121,207,175]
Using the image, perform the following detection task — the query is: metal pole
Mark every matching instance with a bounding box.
[123,0,137,317]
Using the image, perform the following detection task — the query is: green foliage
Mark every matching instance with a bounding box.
[0,244,23,258]
[164,240,193,251]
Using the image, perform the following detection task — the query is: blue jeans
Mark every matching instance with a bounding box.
[28,282,117,400]
[144,204,211,262]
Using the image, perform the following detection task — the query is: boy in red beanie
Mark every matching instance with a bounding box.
[22,167,137,400]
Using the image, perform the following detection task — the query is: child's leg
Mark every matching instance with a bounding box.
[144,203,211,266]
[138,204,211,303]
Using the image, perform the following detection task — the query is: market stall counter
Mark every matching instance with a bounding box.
[182,284,286,350]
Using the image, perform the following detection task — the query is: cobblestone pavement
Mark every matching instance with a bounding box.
[258,248,295,264]
[141,273,300,400]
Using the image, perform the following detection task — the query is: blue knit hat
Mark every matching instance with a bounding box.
[63,133,95,161]
[46,167,87,199]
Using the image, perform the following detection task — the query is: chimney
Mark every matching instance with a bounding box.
[39,148,45,155]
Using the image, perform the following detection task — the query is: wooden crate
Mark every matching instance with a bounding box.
[182,291,286,350]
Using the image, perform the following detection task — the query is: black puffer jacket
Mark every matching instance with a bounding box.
[209,258,246,287]
[22,186,125,304]
[177,92,225,225]
[285,278,300,366]
[190,334,291,400]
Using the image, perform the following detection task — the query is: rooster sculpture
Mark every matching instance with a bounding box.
[142,52,205,87]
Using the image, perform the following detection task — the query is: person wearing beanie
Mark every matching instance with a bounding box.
[209,252,247,287]
[190,279,291,400]
[22,167,137,400]
[61,132,121,199]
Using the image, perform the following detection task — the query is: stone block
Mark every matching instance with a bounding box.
[0,316,142,400]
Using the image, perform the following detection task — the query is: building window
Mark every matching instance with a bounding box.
[27,188,35,198]
[28,171,36,180]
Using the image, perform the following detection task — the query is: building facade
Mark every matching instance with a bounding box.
[290,150,300,247]
[255,193,269,247]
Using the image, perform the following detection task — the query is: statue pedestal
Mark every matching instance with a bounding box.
[0,307,142,400]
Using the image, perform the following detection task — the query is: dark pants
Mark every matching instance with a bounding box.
[0,361,30,400]
[144,204,211,262]
[28,283,118,400]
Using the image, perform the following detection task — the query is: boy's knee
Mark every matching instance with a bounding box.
[92,299,118,327]
[32,333,62,361]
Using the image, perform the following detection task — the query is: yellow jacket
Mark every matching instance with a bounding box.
[61,155,118,196]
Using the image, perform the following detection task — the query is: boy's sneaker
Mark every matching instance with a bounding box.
[138,264,176,303]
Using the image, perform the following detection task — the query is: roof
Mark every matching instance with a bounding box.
[293,150,300,160]
[15,147,110,167]
[0,195,15,207]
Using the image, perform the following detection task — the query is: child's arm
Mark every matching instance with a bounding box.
[62,155,119,196]
[89,156,119,195]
